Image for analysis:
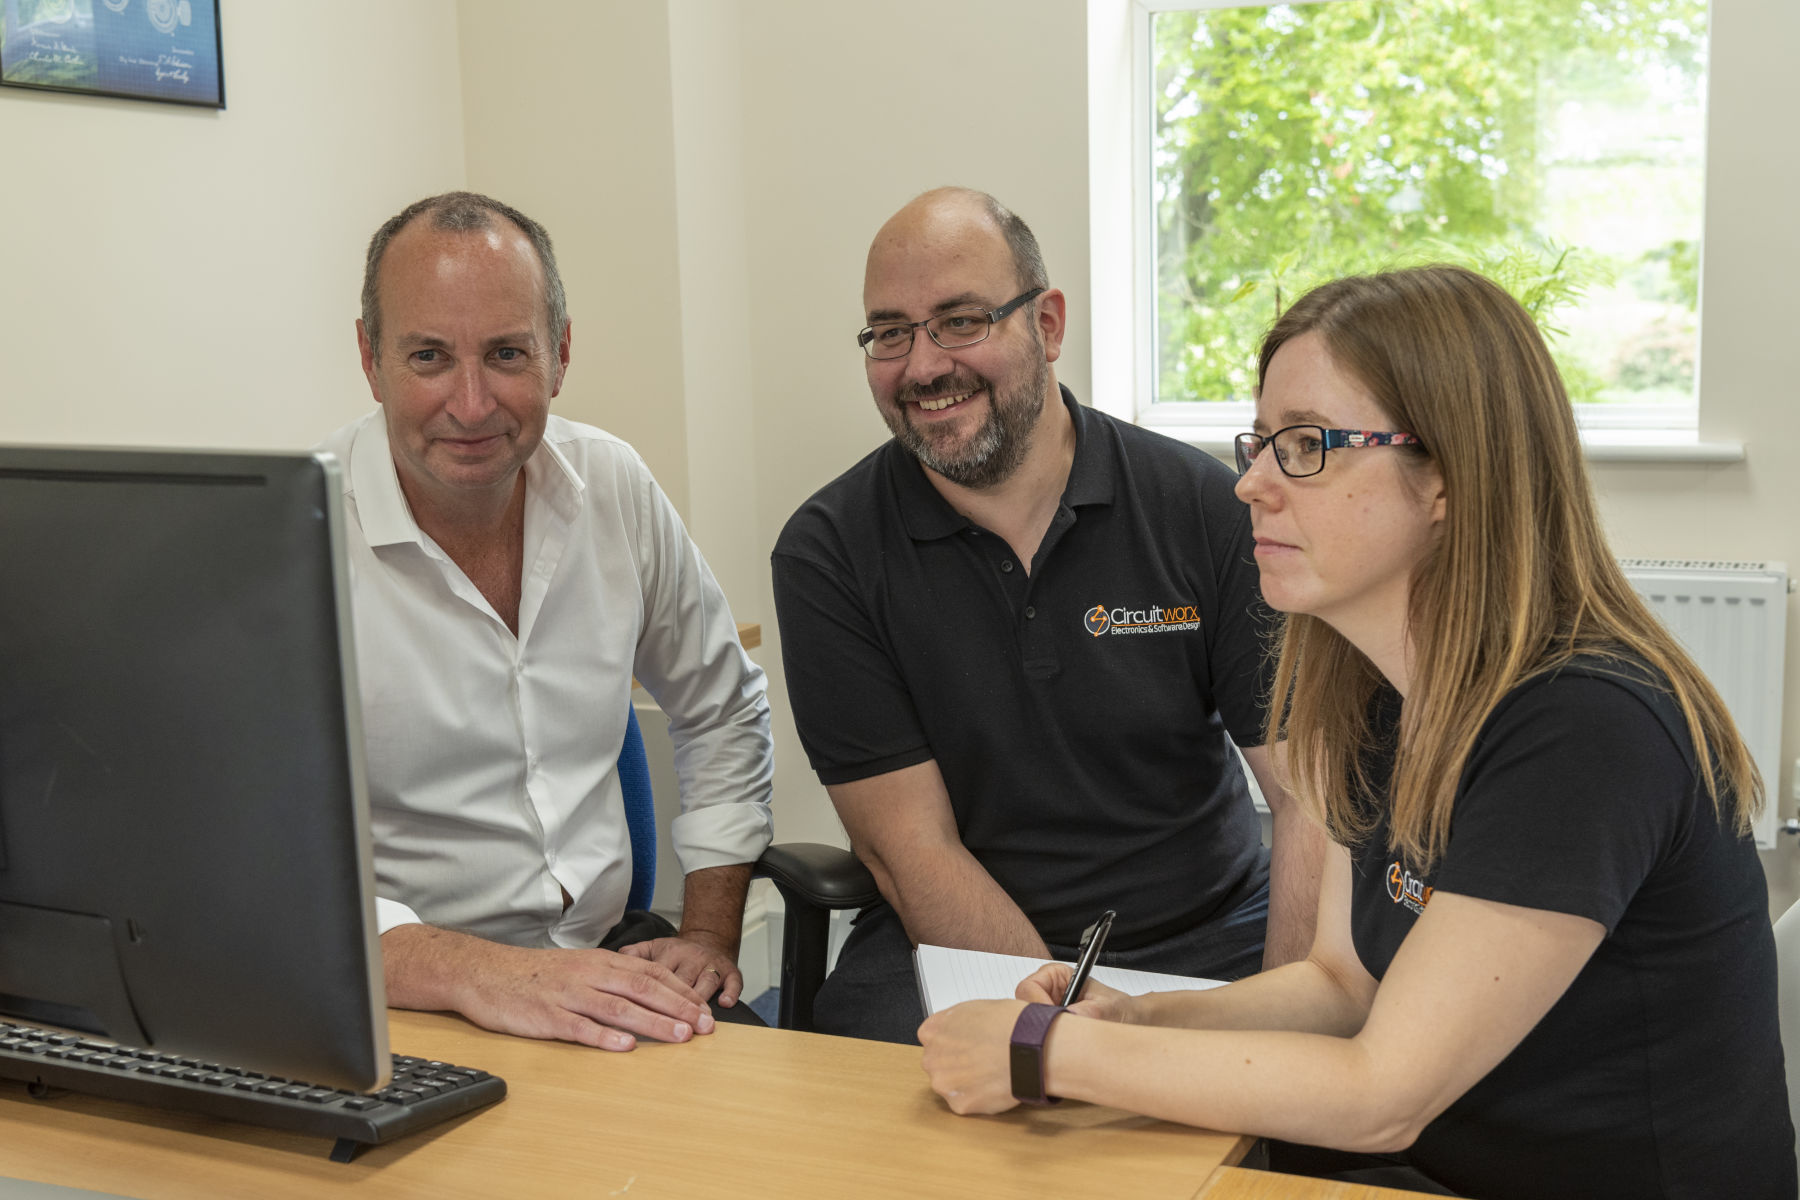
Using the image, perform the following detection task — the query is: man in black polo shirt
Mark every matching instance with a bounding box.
[771,187,1322,1044]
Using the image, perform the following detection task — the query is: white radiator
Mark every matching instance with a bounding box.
[1621,560,1790,848]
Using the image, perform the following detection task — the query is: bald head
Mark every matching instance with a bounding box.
[865,188,1048,303]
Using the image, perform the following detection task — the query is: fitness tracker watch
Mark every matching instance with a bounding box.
[1009,1002,1068,1105]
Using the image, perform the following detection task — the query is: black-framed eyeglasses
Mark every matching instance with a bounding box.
[856,288,1045,360]
[1234,425,1423,478]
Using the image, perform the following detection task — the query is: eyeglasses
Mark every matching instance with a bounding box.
[856,288,1045,360]
[1234,425,1423,478]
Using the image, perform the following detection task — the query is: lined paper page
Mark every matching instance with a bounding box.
[914,944,1226,1015]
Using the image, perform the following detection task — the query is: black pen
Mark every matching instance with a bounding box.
[1061,909,1116,1005]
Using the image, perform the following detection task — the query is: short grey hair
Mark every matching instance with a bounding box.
[360,191,568,360]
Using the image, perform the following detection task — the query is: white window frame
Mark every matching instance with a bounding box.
[1086,0,1743,464]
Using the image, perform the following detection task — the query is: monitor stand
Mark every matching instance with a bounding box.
[0,903,148,1047]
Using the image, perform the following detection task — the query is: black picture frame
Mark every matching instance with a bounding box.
[1,0,224,110]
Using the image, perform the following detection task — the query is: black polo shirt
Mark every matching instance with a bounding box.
[772,388,1272,950]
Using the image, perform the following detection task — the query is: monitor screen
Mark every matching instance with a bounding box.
[0,446,387,1092]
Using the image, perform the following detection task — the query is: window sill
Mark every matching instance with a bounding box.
[1152,425,1745,466]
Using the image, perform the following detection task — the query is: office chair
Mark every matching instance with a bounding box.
[618,707,878,1032]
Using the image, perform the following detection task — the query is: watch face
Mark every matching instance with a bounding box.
[1010,1042,1045,1103]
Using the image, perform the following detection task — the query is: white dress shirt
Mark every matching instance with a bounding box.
[318,411,773,950]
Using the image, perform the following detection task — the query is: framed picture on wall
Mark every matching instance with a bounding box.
[0,0,223,109]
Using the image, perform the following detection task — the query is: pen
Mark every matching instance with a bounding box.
[1061,909,1116,1006]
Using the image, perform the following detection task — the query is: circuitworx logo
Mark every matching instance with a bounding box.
[1386,862,1433,917]
[1083,601,1202,637]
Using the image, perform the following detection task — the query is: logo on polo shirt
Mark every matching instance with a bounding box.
[1082,601,1202,637]
[1386,862,1432,916]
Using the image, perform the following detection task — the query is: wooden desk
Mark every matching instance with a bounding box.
[0,1011,1251,1199]
[1196,1165,1449,1199]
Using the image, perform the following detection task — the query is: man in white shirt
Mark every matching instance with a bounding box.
[321,191,774,1052]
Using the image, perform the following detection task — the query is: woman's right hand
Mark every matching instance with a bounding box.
[1015,963,1134,1023]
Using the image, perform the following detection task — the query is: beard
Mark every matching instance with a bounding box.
[881,348,1050,491]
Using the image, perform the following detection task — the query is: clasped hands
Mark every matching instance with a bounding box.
[918,961,1134,1115]
[433,929,741,1054]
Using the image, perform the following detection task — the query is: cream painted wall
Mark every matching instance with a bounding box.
[0,0,466,449]
[667,0,761,630]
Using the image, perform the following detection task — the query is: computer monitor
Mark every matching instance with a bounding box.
[0,445,388,1093]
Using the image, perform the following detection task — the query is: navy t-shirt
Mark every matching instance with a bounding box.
[1350,660,1793,1200]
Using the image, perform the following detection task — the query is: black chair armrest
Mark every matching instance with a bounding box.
[753,843,879,1032]
[754,842,880,910]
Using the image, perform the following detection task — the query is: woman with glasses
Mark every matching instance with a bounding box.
[918,265,1792,1199]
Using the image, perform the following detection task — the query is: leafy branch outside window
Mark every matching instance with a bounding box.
[1154,0,1707,408]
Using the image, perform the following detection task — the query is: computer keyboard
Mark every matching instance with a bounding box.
[0,1019,506,1162]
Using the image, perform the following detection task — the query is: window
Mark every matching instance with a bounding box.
[1090,0,1723,454]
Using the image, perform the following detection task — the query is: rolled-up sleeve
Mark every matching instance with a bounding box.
[627,461,774,873]
[374,895,424,937]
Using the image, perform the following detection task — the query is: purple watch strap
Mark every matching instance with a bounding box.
[1009,1002,1068,1105]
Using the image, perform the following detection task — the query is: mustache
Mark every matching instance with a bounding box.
[896,372,987,406]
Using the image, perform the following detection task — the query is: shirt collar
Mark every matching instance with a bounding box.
[891,384,1115,541]
[347,412,585,548]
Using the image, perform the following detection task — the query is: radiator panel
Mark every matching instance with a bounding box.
[1620,560,1789,848]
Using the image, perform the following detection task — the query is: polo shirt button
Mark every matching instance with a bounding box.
[1000,560,1014,573]
[1025,606,1036,619]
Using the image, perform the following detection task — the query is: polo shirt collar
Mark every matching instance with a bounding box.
[347,411,584,548]
[890,384,1116,541]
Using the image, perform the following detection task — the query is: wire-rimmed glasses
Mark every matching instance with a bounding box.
[856,288,1045,360]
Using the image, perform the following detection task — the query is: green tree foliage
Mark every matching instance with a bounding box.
[1154,0,1706,404]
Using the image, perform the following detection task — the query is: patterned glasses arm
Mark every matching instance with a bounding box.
[1321,430,1423,451]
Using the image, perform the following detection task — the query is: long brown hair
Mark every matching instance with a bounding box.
[1258,266,1760,866]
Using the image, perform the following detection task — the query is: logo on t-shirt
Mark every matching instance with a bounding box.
[1386,862,1433,917]
[1082,601,1202,638]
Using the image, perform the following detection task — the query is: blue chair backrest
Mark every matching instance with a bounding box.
[618,706,657,913]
